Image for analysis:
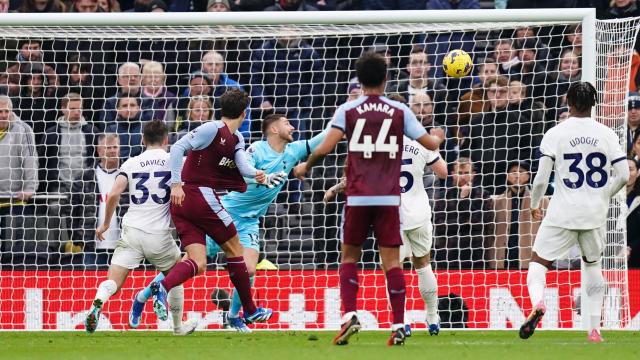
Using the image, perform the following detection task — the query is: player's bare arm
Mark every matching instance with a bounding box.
[95,174,128,241]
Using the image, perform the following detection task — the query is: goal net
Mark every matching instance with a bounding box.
[0,10,638,331]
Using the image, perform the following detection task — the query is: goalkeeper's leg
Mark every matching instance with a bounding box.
[85,265,129,333]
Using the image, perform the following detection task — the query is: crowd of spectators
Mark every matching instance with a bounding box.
[0,0,639,270]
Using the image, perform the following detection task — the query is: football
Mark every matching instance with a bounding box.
[442,49,473,78]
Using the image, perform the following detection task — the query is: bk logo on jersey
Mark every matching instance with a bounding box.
[218,157,237,169]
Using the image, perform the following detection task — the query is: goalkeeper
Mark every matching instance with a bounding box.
[131,114,326,332]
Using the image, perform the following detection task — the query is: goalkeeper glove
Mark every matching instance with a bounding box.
[264,171,287,189]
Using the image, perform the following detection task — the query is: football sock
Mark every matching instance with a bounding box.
[527,261,548,308]
[161,259,198,292]
[416,265,439,325]
[95,279,117,304]
[226,257,257,315]
[385,267,406,325]
[339,262,358,315]
[139,273,166,303]
[168,285,185,331]
[229,276,254,318]
[583,261,605,332]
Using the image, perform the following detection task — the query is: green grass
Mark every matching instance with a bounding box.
[0,331,638,360]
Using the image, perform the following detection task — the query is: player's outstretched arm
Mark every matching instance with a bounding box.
[95,174,127,241]
[293,127,343,179]
[530,155,554,221]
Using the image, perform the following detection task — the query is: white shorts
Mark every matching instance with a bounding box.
[400,222,433,260]
[532,225,605,263]
[111,225,181,272]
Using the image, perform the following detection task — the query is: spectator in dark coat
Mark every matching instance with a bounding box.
[172,95,213,143]
[604,0,640,19]
[0,39,59,98]
[508,39,549,100]
[265,0,318,10]
[40,92,98,194]
[105,95,145,159]
[141,61,177,131]
[69,0,103,12]
[63,54,105,123]
[250,36,323,139]
[493,39,520,75]
[626,158,640,268]
[544,49,582,120]
[389,50,449,125]
[458,59,497,125]
[369,43,409,95]
[627,94,640,153]
[461,76,533,195]
[18,0,67,12]
[507,80,546,150]
[13,63,58,143]
[101,62,150,128]
[362,0,425,10]
[433,157,495,270]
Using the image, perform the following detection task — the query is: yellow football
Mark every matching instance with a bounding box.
[442,49,473,78]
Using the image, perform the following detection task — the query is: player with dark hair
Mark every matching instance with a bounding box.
[149,89,282,325]
[132,112,325,332]
[522,81,629,342]
[85,120,197,336]
[294,52,445,346]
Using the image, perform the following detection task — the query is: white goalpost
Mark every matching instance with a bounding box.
[0,10,637,331]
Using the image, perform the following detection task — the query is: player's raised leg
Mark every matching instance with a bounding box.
[520,252,552,339]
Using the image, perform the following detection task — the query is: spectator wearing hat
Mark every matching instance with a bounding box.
[346,78,362,101]
[265,0,319,10]
[508,39,548,100]
[208,0,230,11]
[628,93,640,153]
[491,161,548,269]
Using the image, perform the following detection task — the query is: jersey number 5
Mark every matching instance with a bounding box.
[349,118,398,159]
[562,152,608,189]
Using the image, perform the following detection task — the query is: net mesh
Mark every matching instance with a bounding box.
[0,15,638,331]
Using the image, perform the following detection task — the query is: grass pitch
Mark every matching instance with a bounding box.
[0,330,638,360]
